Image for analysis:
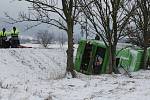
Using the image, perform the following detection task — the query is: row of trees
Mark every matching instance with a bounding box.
[33,30,79,48]
[6,0,150,77]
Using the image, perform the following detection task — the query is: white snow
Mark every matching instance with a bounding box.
[0,44,150,100]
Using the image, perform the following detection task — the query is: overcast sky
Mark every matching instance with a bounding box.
[0,0,32,37]
[0,0,81,39]
[0,0,57,38]
[0,0,29,18]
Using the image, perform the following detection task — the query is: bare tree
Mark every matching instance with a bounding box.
[80,17,90,40]
[78,0,136,73]
[127,0,150,69]
[58,32,67,47]
[5,0,81,77]
[36,30,53,48]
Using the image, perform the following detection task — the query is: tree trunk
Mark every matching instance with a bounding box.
[108,46,113,74]
[66,20,76,78]
[111,45,120,74]
[142,46,148,69]
[142,0,149,69]
[108,42,119,74]
[111,5,120,74]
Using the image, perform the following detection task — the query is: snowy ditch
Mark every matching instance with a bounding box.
[0,48,67,99]
[0,45,150,100]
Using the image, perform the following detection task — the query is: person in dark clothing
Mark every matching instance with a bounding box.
[10,27,20,48]
[0,29,3,48]
[0,28,8,48]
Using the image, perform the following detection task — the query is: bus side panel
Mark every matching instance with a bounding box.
[74,41,86,71]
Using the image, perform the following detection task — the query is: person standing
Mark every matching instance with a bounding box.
[0,28,7,48]
[10,27,20,48]
[0,30,2,48]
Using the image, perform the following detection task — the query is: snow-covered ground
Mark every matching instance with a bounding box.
[0,44,150,100]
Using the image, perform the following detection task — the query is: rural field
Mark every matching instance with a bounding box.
[0,44,150,100]
[0,0,150,100]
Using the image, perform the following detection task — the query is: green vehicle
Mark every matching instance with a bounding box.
[74,40,109,74]
[75,40,147,75]
[117,48,143,72]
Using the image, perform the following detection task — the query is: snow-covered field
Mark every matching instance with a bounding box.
[0,44,150,100]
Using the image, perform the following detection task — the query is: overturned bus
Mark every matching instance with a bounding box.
[74,40,109,74]
[116,48,143,72]
[74,40,150,75]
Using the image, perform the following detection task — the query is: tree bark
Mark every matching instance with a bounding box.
[108,44,119,74]
[111,45,120,74]
[142,45,148,69]
[66,19,76,78]
[108,46,113,73]
[141,0,149,70]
